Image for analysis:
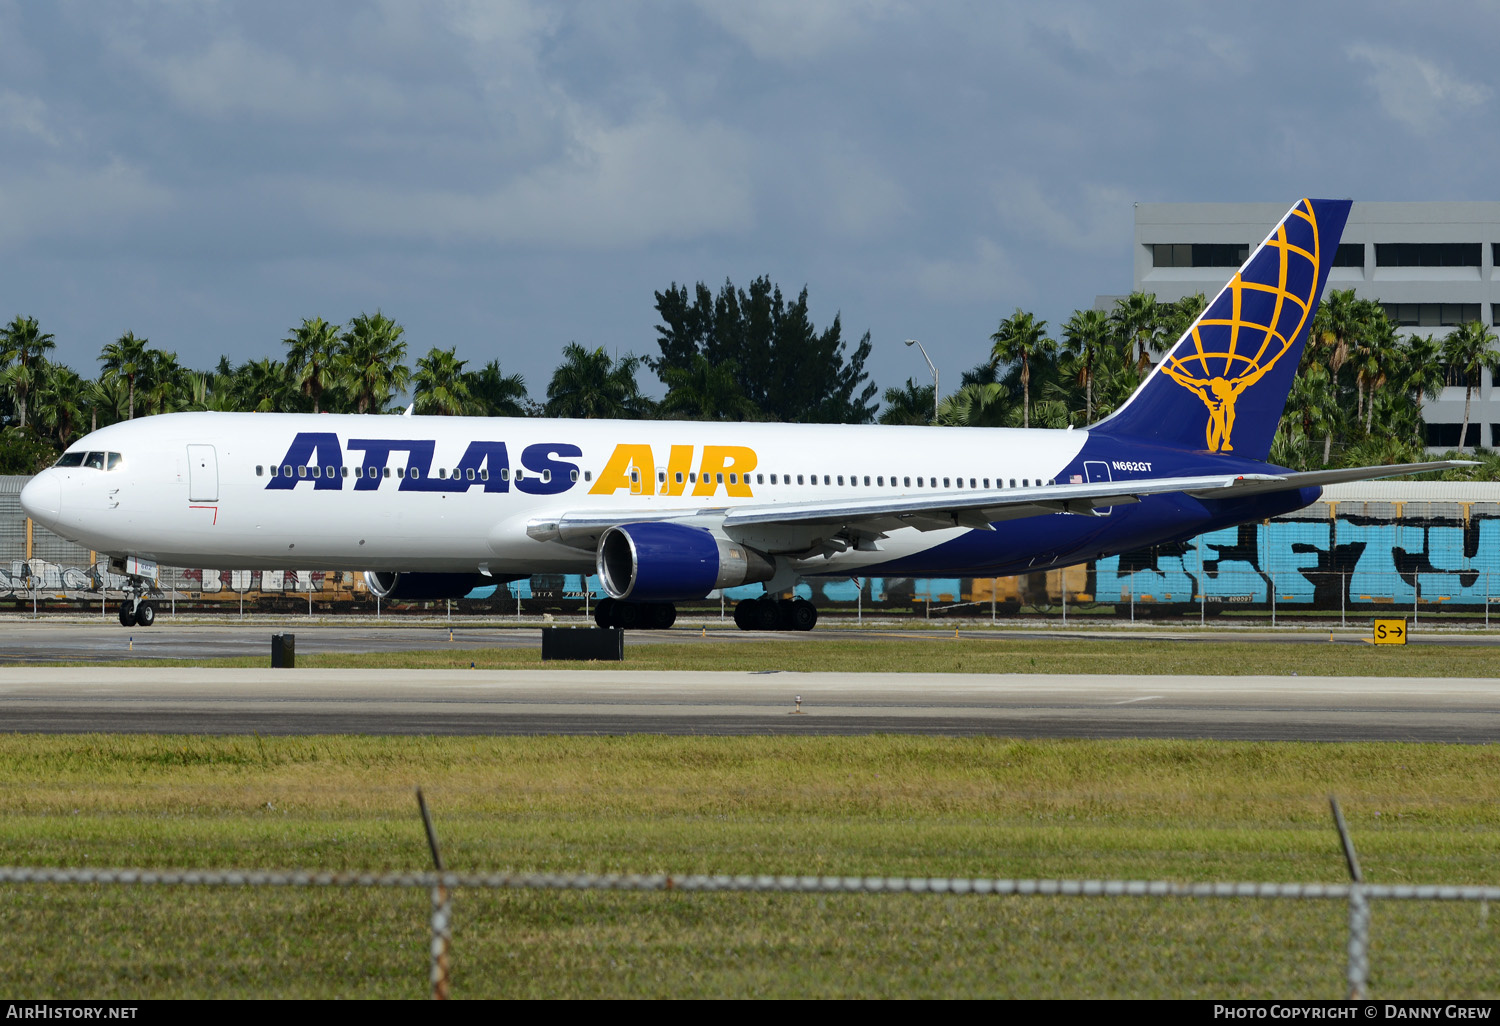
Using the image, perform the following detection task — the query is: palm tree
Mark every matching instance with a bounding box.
[99,331,151,420]
[658,354,757,421]
[412,347,476,416]
[1,316,55,429]
[1353,311,1402,433]
[989,308,1054,429]
[338,311,410,414]
[878,378,938,426]
[31,361,84,446]
[134,349,194,418]
[465,360,531,418]
[544,343,652,419]
[284,317,344,414]
[1399,334,1447,446]
[1441,321,1500,451]
[937,382,1013,427]
[1283,359,1339,466]
[1310,288,1361,381]
[1059,308,1111,423]
[1109,292,1161,376]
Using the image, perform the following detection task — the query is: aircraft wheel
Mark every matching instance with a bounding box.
[134,601,156,627]
[118,602,134,628]
[733,600,755,630]
[751,599,779,631]
[790,599,818,631]
[776,601,797,631]
[648,603,677,629]
[594,598,616,629]
[616,601,641,629]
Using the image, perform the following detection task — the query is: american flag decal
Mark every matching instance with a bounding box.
[1070,474,1082,484]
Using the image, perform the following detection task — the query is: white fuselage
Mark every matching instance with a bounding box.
[21,412,1089,577]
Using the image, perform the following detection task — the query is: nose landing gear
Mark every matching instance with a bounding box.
[116,581,159,628]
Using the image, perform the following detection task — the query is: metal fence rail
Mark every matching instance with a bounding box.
[4,866,1500,902]
[3,865,1495,999]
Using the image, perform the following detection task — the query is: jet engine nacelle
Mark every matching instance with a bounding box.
[597,522,774,601]
[363,571,505,600]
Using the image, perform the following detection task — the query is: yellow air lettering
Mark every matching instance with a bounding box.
[663,445,694,496]
[589,444,655,496]
[693,446,757,497]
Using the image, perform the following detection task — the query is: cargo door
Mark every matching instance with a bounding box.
[187,444,219,502]
[1084,460,1112,516]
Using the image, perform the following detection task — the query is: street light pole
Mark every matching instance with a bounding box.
[904,339,938,424]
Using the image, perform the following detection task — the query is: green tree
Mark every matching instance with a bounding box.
[30,361,85,446]
[878,378,938,426]
[937,382,1012,427]
[1441,321,1500,451]
[989,308,1054,429]
[1110,292,1162,376]
[658,354,757,421]
[99,332,151,420]
[0,316,55,430]
[339,311,409,414]
[651,277,877,423]
[545,343,653,419]
[465,360,531,418]
[412,347,476,416]
[284,317,344,414]
[1059,308,1111,423]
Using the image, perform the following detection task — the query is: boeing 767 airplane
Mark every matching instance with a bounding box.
[18,198,1471,630]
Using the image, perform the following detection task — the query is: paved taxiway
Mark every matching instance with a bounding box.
[3,619,1500,664]
[1,666,1497,742]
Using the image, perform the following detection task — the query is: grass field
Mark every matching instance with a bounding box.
[95,633,1500,677]
[3,734,1499,998]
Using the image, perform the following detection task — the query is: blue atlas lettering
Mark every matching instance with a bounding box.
[266,432,343,490]
[517,443,581,495]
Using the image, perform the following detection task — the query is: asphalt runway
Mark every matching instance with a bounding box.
[3,619,1500,664]
[1,666,1498,742]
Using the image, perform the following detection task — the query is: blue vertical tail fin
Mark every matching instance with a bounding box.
[1092,197,1352,461]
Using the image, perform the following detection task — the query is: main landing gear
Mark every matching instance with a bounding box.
[732,597,817,632]
[593,598,677,630]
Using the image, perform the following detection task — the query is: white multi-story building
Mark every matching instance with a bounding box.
[1128,201,1500,449]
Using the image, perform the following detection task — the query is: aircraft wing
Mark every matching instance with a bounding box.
[527,460,1474,553]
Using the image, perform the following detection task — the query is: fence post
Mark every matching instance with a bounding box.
[1331,796,1368,999]
[1340,571,1345,629]
[991,579,996,624]
[1061,573,1066,626]
[1271,573,1276,628]
[417,788,451,1001]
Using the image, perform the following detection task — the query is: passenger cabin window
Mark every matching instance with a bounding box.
[583,471,592,482]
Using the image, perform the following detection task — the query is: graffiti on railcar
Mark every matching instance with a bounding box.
[4,509,1500,611]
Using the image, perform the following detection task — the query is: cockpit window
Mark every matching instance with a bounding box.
[106,453,122,471]
[83,452,105,470]
[55,452,85,468]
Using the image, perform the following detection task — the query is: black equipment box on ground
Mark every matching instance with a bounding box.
[271,633,295,668]
[541,627,624,661]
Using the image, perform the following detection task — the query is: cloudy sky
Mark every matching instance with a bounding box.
[3,1,1497,407]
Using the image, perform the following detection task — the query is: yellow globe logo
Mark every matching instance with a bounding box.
[1160,199,1323,452]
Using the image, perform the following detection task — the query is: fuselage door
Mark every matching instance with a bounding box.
[1083,460,1112,516]
[187,444,219,502]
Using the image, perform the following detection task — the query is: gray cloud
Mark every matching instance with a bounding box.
[3,0,1500,402]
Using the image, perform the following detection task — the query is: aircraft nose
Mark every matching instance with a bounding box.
[20,473,61,523]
